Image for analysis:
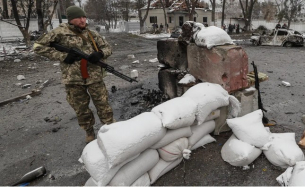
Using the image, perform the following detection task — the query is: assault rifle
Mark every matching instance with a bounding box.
[251,61,269,124]
[50,42,138,83]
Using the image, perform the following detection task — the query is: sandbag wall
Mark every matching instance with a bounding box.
[221,109,305,186]
[157,38,256,135]
[79,83,241,186]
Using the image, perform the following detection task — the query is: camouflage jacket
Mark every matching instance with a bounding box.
[33,23,112,85]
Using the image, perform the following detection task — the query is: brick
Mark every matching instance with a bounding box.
[157,39,188,70]
[187,44,249,93]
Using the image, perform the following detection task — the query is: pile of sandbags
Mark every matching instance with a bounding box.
[79,83,240,186]
[221,109,305,169]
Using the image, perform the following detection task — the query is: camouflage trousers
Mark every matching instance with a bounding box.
[65,81,113,131]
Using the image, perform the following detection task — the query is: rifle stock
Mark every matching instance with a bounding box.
[50,42,137,83]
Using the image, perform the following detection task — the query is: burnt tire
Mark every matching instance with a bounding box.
[284,42,293,47]
[252,40,259,46]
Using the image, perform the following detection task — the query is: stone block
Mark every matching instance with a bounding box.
[158,69,179,99]
[157,39,188,70]
[233,87,258,117]
[187,44,249,93]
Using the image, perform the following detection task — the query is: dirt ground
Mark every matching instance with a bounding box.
[0,32,305,186]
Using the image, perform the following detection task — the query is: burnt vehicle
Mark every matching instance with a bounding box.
[170,27,182,38]
[250,28,304,47]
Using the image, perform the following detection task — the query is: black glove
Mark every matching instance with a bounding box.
[88,51,104,64]
[64,50,82,64]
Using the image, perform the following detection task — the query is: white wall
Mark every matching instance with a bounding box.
[0,19,68,40]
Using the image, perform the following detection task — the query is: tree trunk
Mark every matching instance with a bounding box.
[36,0,44,32]
[160,0,168,32]
[138,0,151,34]
[2,0,9,18]
[57,2,62,24]
[221,0,226,27]
[11,0,33,47]
[43,1,58,33]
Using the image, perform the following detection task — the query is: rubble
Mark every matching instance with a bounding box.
[17,75,25,80]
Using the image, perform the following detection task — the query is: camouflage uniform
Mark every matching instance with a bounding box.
[33,23,114,131]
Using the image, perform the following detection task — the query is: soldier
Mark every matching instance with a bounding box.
[33,6,115,143]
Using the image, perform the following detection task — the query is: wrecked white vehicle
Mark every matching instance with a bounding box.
[250,28,304,47]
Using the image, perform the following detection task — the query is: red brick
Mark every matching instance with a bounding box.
[187,44,249,93]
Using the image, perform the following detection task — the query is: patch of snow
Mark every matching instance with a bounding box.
[178,74,196,84]
[149,58,158,63]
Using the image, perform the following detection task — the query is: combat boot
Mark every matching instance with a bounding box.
[85,128,96,144]
[298,130,305,149]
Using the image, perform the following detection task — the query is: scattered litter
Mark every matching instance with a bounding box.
[132,60,139,64]
[26,95,32,100]
[15,83,22,86]
[282,81,291,87]
[242,166,250,170]
[14,59,21,63]
[127,54,135,59]
[119,65,129,70]
[263,168,267,172]
[149,58,158,63]
[17,75,25,80]
[130,70,138,79]
[53,63,60,66]
[22,84,31,89]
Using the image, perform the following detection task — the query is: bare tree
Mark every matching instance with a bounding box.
[2,0,9,18]
[137,0,152,34]
[221,0,226,27]
[11,0,34,47]
[261,2,276,21]
[278,0,304,28]
[239,0,258,30]
[36,0,44,32]
[160,0,168,32]
[43,0,58,32]
[184,0,199,21]
[209,0,216,25]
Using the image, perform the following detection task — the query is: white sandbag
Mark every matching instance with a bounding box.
[148,158,183,184]
[203,110,220,122]
[97,112,166,168]
[288,161,305,186]
[79,140,138,186]
[151,126,192,149]
[158,138,189,162]
[227,109,270,148]
[191,134,216,150]
[193,25,234,49]
[84,177,97,186]
[152,97,197,129]
[131,173,151,186]
[221,135,262,167]
[108,149,159,186]
[188,120,215,149]
[182,83,240,125]
[263,133,305,168]
[276,166,293,186]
